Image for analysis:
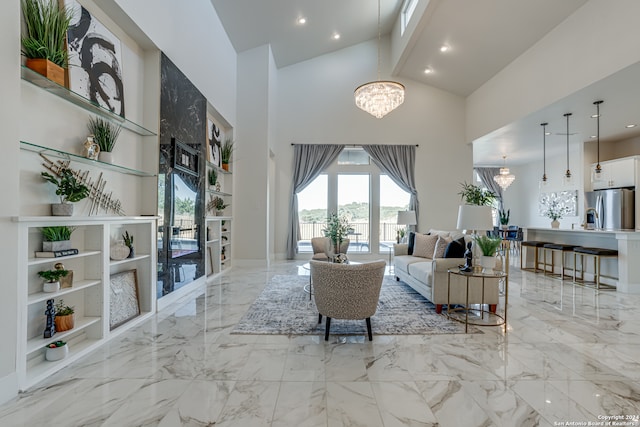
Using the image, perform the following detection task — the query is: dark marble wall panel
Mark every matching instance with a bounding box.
[157,52,207,298]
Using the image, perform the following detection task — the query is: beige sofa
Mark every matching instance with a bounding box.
[393,230,500,314]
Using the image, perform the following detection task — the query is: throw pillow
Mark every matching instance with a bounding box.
[412,234,439,259]
[433,235,452,258]
[444,237,466,258]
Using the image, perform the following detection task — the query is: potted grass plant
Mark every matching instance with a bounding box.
[87,116,122,163]
[21,0,72,86]
[41,225,75,251]
[220,138,234,171]
[41,168,90,216]
[474,235,502,273]
[499,209,510,229]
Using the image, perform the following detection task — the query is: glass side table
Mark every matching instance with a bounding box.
[446,269,508,333]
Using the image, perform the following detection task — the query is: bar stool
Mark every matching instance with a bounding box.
[520,241,549,273]
[542,243,577,280]
[573,247,618,290]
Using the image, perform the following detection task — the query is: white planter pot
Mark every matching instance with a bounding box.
[481,256,496,274]
[45,344,68,361]
[100,151,114,163]
[43,240,72,251]
[43,281,60,293]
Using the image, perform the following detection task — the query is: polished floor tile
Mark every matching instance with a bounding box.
[2,259,640,426]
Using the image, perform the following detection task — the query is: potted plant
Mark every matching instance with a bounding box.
[458,182,497,206]
[213,196,228,216]
[41,225,75,251]
[220,138,235,171]
[38,268,69,293]
[545,200,566,229]
[473,235,502,273]
[87,116,122,163]
[208,168,217,187]
[322,213,351,254]
[41,168,90,216]
[499,209,510,229]
[45,340,68,361]
[54,299,74,331]
[123,230,134,258]
[21,0,72,86]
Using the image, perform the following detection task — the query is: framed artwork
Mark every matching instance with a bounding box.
[538,190,578,216]
[64,0,126,117]
[109,269,140,330]
[207,117,222,167]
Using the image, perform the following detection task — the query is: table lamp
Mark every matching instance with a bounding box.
[397,210,417,243]
[456,205,493,271]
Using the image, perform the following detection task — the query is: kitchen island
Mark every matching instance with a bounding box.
[523,227,640,293]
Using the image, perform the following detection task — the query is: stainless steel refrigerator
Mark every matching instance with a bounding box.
[585,188,635,230]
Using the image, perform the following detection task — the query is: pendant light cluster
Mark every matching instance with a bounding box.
[593,100,603,177]
[354,0,405,118]
[494,155,515,190]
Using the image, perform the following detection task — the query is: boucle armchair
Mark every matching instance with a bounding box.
[310,259,386,341]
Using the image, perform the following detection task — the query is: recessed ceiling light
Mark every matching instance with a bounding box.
[424,67,433,74]
[440,45,450,53]
[297,17,306,25]
[626,124,637,128]
[332,33,341,40]
[590,135,597,138]
[545,132,551,136]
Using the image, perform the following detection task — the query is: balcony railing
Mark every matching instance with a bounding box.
[298,221,405,252]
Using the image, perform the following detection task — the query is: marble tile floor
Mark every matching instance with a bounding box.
[2,260,640,426]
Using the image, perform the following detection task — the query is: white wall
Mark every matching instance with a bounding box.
[272,37,470,258]
[0,0,21,403]
[467,0,640,144]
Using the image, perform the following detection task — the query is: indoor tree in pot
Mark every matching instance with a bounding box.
[21,0,72,86]
[322,213,351,255]
[87,116,122,163]
[38,268,69,293]
[41,168,90,216]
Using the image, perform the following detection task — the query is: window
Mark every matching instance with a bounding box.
[401,0,419,35]
[297,149,410,255]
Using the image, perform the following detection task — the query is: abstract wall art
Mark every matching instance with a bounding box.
[64,0,125,117]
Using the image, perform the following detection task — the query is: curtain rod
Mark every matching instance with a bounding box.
[290,143,418,147]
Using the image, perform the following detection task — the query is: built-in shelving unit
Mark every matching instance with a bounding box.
[15,216,157,391]
[205,161,232,276]
[21,66,157,137]
[20,141,156,177]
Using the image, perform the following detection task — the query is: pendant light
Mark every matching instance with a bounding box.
[563,113,573,186]
[540,122,548,188]
[354,0,405,118]
[494,155,515,190]
[593,100,603,180]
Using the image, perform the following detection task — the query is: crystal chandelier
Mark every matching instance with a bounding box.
[494,155,515,190]
[354,0,405,118]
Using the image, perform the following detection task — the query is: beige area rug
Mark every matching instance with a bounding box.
[231,275,481,336]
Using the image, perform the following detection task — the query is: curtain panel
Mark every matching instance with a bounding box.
[363,145,419,227]
[286,144,345,259]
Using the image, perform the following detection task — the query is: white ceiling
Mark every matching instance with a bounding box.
[209,0,640,166]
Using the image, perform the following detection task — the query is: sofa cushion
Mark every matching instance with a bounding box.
[407,260,433,284]
[413,234,438,258]
[433,235,453,258]
[394,255,428,274]
[444,237,466,258]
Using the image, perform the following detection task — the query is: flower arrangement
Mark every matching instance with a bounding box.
[544,200,569,221]
[46,340,66,349]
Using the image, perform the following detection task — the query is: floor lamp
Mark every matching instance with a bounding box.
[456,205,494,272]
[397,210,417,243]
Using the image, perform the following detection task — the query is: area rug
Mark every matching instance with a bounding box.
[231,275,480,336]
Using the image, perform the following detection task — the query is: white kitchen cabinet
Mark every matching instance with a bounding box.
[592,156,637,190]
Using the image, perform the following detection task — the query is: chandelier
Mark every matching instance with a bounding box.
[354,0,405,118]
[494,155,515,190]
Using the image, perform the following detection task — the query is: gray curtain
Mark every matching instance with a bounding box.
[286,144,345,259]
[474,167,503,210]
[363,145,419,227]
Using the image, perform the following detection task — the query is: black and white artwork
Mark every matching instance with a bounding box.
[65,0,125,117]
[208,117,222,167]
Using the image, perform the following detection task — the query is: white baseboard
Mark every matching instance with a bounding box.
[0,372,18,405]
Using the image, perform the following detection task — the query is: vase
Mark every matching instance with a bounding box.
[551,219,560,229]
[110,241,130,260]
[45,344,69,361]
[127,246,135,258]
[82,135,100,160]
[43,281,60,293]
[54,314,74,332]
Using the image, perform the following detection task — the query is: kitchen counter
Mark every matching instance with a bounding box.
[523,227,640,293]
